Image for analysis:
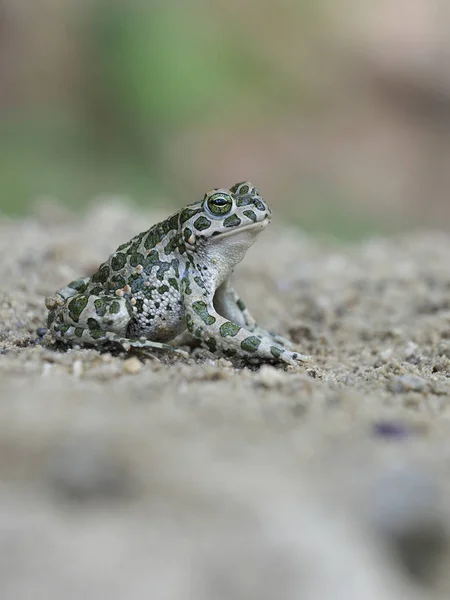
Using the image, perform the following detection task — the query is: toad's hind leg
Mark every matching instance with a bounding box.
[46,292,188,357]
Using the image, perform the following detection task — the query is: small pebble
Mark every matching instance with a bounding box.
[41,363,53,377]
[372,420,411,440]
[388,374,427,394]
[257,364,284,388]
[404,341,418,357]
[379,348,393,362]
[50,439,132,503]
[368,466,448,585]
[123,356,142,374]
[216,358,233,369]
[72,360,83,378]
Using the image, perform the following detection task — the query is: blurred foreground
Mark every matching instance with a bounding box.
[1,0,450,237]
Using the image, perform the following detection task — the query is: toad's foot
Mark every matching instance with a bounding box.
[255,327,295,350]
[117,336,189,359]
[279,350,311,367]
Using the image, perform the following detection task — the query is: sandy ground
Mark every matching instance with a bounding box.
[1,199,450,599]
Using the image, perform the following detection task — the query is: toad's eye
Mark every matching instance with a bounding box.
[206,193,233,217]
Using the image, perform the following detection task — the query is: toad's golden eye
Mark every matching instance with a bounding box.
[206,193,233,217]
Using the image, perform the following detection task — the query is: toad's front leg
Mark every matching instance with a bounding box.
[183,277,308,366]
[214,279,295,349]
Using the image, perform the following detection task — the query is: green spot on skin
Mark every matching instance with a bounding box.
[236,196,251,207]
[89,286,103,296]
[168,278,179,291]
[161,221,171,235]
[124,301,134,319]
[56,323,70,334]
[171,258,180,276]
[167,213,179,231]
[182,275,192,296]
[223,214,242,228]
[134,298,144,313]
[224,348,237,357]
[68,279,89,293]
[195,327,203,339]
[219,322,241,337]
[111,252,127,272]
[164,235,180,255]
[144,227,163,250]
[192,301,216,326]
[192,300,206,310]
[230,182,246,193]
[116,241,129,252]
[74,327,84,338]
[254,200,265,212]
[180,207,202,225]
[94,298,107,317]
[68,295,89,323]
[90,328,105,340]
[144,250,160,272]
[130,252,145,267]
[87,317,100,331]
[127,240,138,255]
[236,298,246,312]
[243,209,257,223]
[186,313,194,333]
[157,263,171,280]
[47,310,55,327]
[111,276,126,291]
[91,264,110,284]
[158,284,169,294]
[241,336,262,353]
[110,275,126,292]
[193,216,211,231]
[270,346,284,358]
[129,274,142,291]
[109,300,121,314]
[206,337,217,352]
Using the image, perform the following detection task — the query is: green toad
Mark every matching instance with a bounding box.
[45,182,309,366]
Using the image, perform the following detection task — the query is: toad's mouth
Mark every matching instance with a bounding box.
[210,217,270,241]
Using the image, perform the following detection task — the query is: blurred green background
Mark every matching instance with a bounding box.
[1,0,449,238]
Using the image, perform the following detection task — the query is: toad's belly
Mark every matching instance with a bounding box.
[132,305,187,342]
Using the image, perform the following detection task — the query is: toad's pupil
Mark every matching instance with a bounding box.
[213,197,227,205]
